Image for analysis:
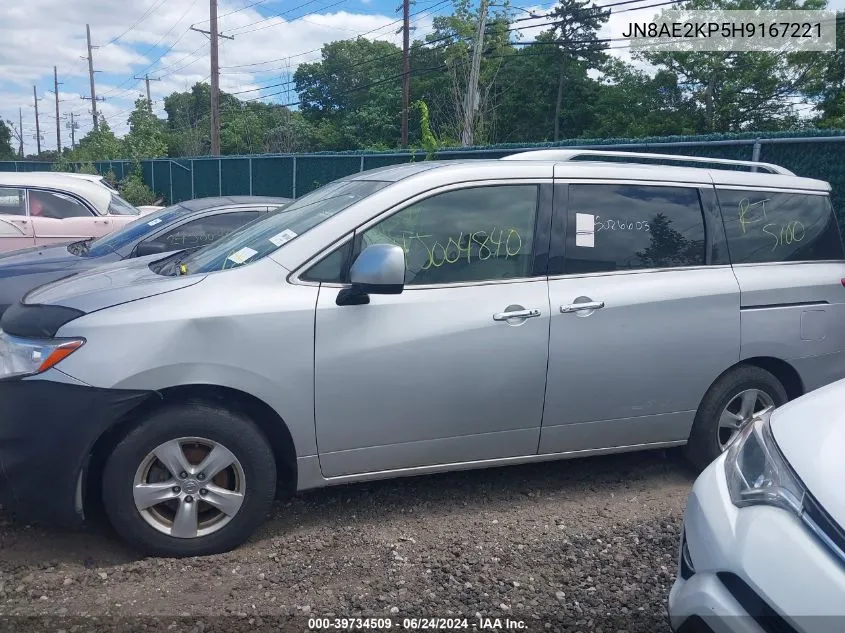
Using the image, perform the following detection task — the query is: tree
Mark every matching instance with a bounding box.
[639,0,825,132]
[805,11,845,127]
[0,120,15,160]
[548,0,610,140]
[73,116,124,160]
[295,38,404,149]
[424,0,512,145]
[125,98,167,160]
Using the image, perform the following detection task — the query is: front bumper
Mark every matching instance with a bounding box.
[0,373,153,526]
[668,455,845,633]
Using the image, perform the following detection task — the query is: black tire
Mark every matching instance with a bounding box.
[102,402,276,557]
[685,365,788,471]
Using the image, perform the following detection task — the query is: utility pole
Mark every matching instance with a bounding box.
[461,0,488,147]
[400,0,410,148]
[53,66,62,154]
[65,112,79,149]
[32,86,42,156]
[134,74,161,113]
[18,108,24,157]
[86,24,100,131]
[191,3,233,156]
[209,0,220,156]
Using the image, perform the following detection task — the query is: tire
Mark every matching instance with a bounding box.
[102,402,277,557]
[685,365,788,471]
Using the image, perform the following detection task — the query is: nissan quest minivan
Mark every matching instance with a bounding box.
[1,150,844,557]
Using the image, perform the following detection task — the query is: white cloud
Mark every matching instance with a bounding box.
[0,0,427,154]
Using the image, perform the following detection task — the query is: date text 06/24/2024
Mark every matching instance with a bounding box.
[308,617,528,630]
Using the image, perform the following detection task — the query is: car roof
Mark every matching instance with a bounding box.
[346,155,829,192]
[176,195,292,212]
[0,172,114,213]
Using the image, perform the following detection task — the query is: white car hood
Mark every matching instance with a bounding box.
[770,378,845,527]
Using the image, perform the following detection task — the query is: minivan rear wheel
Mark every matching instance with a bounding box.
[102,402,276,557]
[685,365,788,471]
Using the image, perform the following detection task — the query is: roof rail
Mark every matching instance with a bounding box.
[500,149,795,176]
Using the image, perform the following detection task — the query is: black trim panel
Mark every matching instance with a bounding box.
[741,300,829,310]
[0,301,85,338]
[0,378,154,526]
[717,572,800,633]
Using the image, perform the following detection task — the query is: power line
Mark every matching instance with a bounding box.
[103,0,172,47]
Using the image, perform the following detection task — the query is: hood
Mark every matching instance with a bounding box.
[770,378,845,529]
[23,253,206,314]
[0,243,114,276]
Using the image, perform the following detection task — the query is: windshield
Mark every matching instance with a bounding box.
[178,179,390,275]
[75,203,188,257]
[108,193,141,215]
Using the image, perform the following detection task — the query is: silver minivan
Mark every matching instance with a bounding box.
[1,150,844,556]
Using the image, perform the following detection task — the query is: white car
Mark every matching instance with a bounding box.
[0,172,157,253]
[668,378,845,633]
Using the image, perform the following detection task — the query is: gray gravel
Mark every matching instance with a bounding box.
[0,449,694,632]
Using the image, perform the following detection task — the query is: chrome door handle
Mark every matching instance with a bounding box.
[493,308,541,321]
[560,301,605,313]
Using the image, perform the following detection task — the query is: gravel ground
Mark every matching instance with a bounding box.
[0,449,695,633]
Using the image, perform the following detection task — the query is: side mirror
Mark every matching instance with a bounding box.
[337,244,405,306]
[135,240,170,257]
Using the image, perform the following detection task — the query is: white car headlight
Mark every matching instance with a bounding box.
[0,329,85,380]
[724,409,805,515]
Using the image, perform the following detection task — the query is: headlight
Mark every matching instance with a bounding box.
[724,409,805,515]
[0,329,85,379]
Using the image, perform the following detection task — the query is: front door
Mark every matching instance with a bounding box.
[28,189,103,246]
[540,182,741,454]
[0,188,35,252]
[313,183,552,477]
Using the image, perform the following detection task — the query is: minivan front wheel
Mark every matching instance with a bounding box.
[686,365,788,471]
[102,403,276,557]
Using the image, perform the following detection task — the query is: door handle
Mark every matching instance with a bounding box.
[560,301,605,313]
[10,218,28,224]
[493,308,541,321]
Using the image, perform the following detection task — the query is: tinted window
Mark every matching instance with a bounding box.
[144,211,262,252]
[29,190,92,219]
[717,189,844,264]
[302,240,353,283]
[0,188,26,216]
[564,184,706,274]
[84,204,190,257]
[178,179,389,275]
[360,185,538,286]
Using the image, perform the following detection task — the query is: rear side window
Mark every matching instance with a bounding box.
[717,190,844,264]
[563,184,706,274]
[0,188,26,216]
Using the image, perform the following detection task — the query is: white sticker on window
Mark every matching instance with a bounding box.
[575,213,595,248]
[147,218,163,226]
[269,229,297,247]
[227,246,258,265]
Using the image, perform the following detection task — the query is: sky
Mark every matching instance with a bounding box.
[1,0,842,155]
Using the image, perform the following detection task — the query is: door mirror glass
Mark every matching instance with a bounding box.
[337,244,405,305]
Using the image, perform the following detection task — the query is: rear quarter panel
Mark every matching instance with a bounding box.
[735,261,845,391]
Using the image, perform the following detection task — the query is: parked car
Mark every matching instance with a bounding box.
[0,173,157,253]
[1,150,844,557]
[0,195,290,316]
[54,173,163,212]
[668,378,845,633]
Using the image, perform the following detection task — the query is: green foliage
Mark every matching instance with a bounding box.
[118,169,158,206]
[413,100,438,159]
[0,121,15,160]
[125,99,167,160]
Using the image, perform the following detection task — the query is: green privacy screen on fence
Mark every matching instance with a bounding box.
[3,130,845,221]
